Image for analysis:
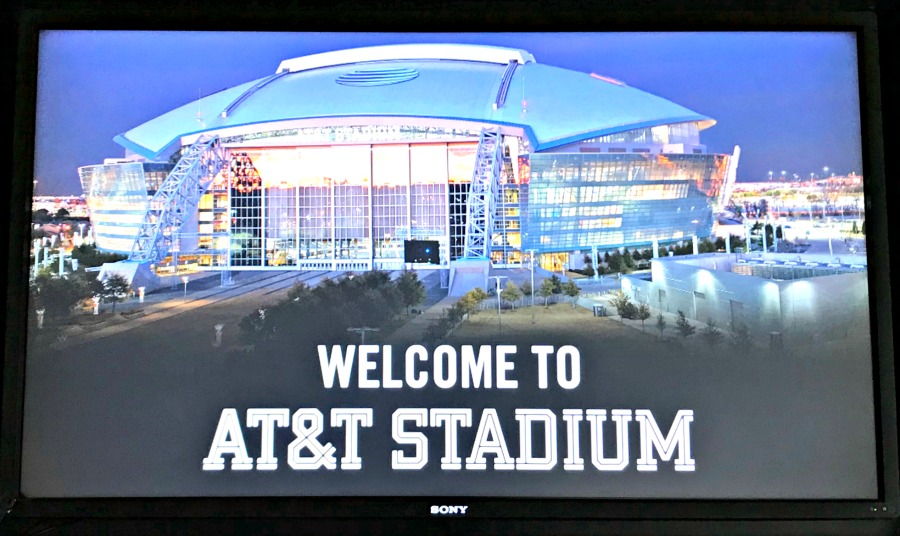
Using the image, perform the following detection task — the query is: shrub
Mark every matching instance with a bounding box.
[636,303,651,330]
[675,310,695,338]
[656,313,667,337]
[699,319,724,347]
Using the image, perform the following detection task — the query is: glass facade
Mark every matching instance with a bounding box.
[521,152,730,253]
[565,121,701,147]
[82,129,732,271]
[200,142,479,269]
[79,162,174,254]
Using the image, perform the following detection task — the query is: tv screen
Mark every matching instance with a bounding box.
[405,240,441,265]
[3,6,898,534]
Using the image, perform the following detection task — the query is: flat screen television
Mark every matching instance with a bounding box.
[405,240,441,265]
[3,2,899,534]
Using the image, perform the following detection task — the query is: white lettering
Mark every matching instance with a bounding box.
[317,345,355,389]
[635,409,695,472]
[287,408,337,470]
[556,345,581,389]
[465,408,515,470]
[202,408,254,471]
[331,408,373,470]
[430,408,472,470]
[246,408,290,470]
[531,345,553,389]
[496,345,518,389]
[515,409,557,470]
[562,409,585,470]
[392,408,428,470]
[382,345,403,388]
[461,345,492,388]
[434,345,457,389]
[357,345,380,388]
[587,409,632,471]
[405,345,428,389]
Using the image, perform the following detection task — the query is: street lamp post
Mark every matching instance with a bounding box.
[489,275,507,336]
[214,324,224,348]
[32,239,41,278]
[526,248,537,325]
[347,326,379,344]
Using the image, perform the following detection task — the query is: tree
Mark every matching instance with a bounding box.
[729,324,755,350]
[239,308,268,345]
[55,208,70,219]
[609,290,636,319]
[622,249,635,270]
[609,290,631,314]
[656,312,667,337]
[70,244,127,268]
[99,274,130,313]
[699,238,716,254]
[607,251,624,273]
[675,310,695,338]
[396,271,426,314]
[32,208,51,223]
[561,280,580,307]
[30,272,97,321]
[852,220,859,234]
[538,279,555,307]
[519,281,533,305]
[699,319,724,348]
[549,275,563,294]
[636,303,651,331]
[500,281,522,310]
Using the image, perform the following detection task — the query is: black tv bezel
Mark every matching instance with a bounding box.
[3,2,898,534]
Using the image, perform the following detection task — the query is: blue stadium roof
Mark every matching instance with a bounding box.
[114,44,715,160]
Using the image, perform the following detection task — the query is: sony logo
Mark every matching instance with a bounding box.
[430,505,469,515]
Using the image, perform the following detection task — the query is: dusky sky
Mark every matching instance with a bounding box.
[33,31,862,195]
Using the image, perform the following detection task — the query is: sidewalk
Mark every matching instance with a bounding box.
[583,290,729,346]
[383,295,457,345]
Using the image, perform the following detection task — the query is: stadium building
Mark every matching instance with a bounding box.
[78,43,739,280]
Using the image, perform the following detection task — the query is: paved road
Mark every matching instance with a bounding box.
[53,270,344,349]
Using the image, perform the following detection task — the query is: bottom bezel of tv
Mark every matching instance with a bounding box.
[8,496,899,520]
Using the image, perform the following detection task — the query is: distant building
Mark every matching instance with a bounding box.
[31,196,90,218]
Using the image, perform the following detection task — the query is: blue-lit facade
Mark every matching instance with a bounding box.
[78,161,174,254]
[80,44,738,272]
[521,152,729,254]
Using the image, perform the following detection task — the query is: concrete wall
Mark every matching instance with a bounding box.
[622,254,870,346]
